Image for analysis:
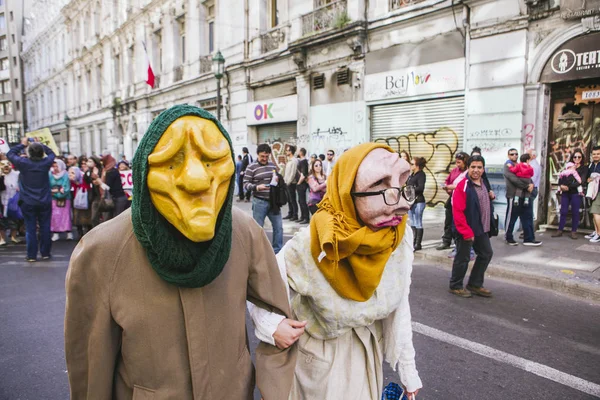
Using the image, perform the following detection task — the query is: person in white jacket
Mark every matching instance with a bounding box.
[248,142,422,399]
[0,160,21,245]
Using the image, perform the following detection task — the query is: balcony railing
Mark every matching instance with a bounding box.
[200,55,212,75]
[174,65,184,82]
[261,26,286,53]
[389,0,428,10]
[302,0,347,37]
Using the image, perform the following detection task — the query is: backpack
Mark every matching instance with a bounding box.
[269,173,288,209]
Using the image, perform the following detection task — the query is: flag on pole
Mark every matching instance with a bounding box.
[142,41,155,88]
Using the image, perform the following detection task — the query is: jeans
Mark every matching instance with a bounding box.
[505,194,535,242]
[450,234,493,290]
[238,174,250,201]
[558,192,582,232]
[20,202,52,260]
[408,202,426,229]
[309,204,318,216]
[252,197,283,254]
[441,197,454,245]
[286,183,298,218]
[297,183,309,221]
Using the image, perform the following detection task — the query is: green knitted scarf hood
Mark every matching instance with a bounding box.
[131,105,235,288]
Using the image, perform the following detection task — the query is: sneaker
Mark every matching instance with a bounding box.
[523,198,530,206]
[570,232,578,240]
[25,258,36,262]
[584,232,598,239]
[10,237,21,244]
[51,233,59,242]
[0,239,6,246]
[41,255,51,260]
[436,243,451,251]
[522,241,542,246]
[67,232,74,240]
[551,231,563,238]
[448,249,456,258]
[466,285,493,297]
[470,249,476,261]
[505,239,518,246]
[590,235,600,243]
[449,288,472,298]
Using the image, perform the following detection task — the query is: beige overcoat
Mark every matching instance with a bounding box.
[64,207,297,400]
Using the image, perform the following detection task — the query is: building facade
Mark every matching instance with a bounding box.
[22,0,600,226]
[0,0,27,145]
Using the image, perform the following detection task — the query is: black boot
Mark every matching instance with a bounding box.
[411,227,417,247]
[414,228,424,251]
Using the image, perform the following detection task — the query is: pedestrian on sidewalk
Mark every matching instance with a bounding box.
[68,166,92,240]
[296,148,310,224]
[244,143,284,253]
[307,158,327,216]
[437,152,468,250]
[6,138,55,262]
[49,159,73,241]
[282,145,299,222]
[234,154,242,196]
[83,156,103,227]
[407,156,426,251]
[449,155,495,298]
[237,147,253,202]
[323,149,336,177]
[503,148,541,246]
[0,160,22,245]
[101,154,130,220]
[586,145,600,243]
[553,149,589,239]
[509,154,534,206]
[400,150,411,162]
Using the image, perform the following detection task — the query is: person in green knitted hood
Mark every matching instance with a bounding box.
[64,105,298,400]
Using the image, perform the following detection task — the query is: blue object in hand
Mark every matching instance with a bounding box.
[382,382,409,400]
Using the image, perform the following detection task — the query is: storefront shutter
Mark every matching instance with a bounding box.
[370,96,465,224]
[257,122,297,145]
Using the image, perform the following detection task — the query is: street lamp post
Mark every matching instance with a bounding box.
[212,50,225,121]
[64,114,71,154]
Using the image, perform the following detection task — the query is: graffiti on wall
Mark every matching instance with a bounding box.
[309,126,354,155]
[374,127,459,206]
[523,123,535,152]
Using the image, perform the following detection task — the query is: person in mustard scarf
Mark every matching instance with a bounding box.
[248,142,423,399]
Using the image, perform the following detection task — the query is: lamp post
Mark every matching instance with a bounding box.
[64,114,71,154]
[212,50,225,121]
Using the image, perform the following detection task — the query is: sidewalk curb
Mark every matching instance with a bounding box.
[414,250,600,303]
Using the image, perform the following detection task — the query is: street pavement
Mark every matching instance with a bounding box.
[1,232,599,399]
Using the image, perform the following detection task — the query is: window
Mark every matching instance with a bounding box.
[0,58,8,70]
[178,17,186,64]
[11,34,14,44]
[0,101,12,116]
[208,22,214,53]
[0,36,6,51]
[13,78,17,89]
[153,30,162,73]
[0,14,5,31]
[127,47,134,85]
[16,101,19,111]
[1,80,10,94]
[10,12,13,21]
[96,64,102,99]
[12,56,16,66]
[114,55,120,88]
[269,0,279,28]
[206,2,215,53]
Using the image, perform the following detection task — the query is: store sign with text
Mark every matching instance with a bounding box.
[541,32,600,83]
[364,58,466,102]
[561,0,600,19]
[246,95,298,126]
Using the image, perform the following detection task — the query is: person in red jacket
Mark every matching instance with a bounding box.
[449,155,494,298]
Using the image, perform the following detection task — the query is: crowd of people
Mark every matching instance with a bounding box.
[0,137,132,261]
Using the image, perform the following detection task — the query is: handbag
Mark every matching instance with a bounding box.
[73,187,89,210]
[56,199,66,208]
[7,193,23,220]
[382,382,410,400]
[99,190,115,212]
[489,212,499,237]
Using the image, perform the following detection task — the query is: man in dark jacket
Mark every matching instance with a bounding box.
[449,155,494,298]
[7,137,56,261]
[238,147,253,202]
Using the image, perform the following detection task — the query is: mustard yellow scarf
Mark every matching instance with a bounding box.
[310,143,407,302]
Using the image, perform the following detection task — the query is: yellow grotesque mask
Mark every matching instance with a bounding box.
[146,116,235,242]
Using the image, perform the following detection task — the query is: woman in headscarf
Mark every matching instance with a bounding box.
[83,156,103,227]
[49,159,73,241]
[249,143,423,399]
[0,160,21,245]
[69,166,92,239]
[101,154,129,220]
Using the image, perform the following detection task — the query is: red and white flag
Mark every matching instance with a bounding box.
[142,42,155,88]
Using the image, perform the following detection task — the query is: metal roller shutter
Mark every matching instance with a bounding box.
[371,96,465,223]
[258,122,297,145]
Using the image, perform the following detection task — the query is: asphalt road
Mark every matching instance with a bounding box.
[1,239,599,400]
